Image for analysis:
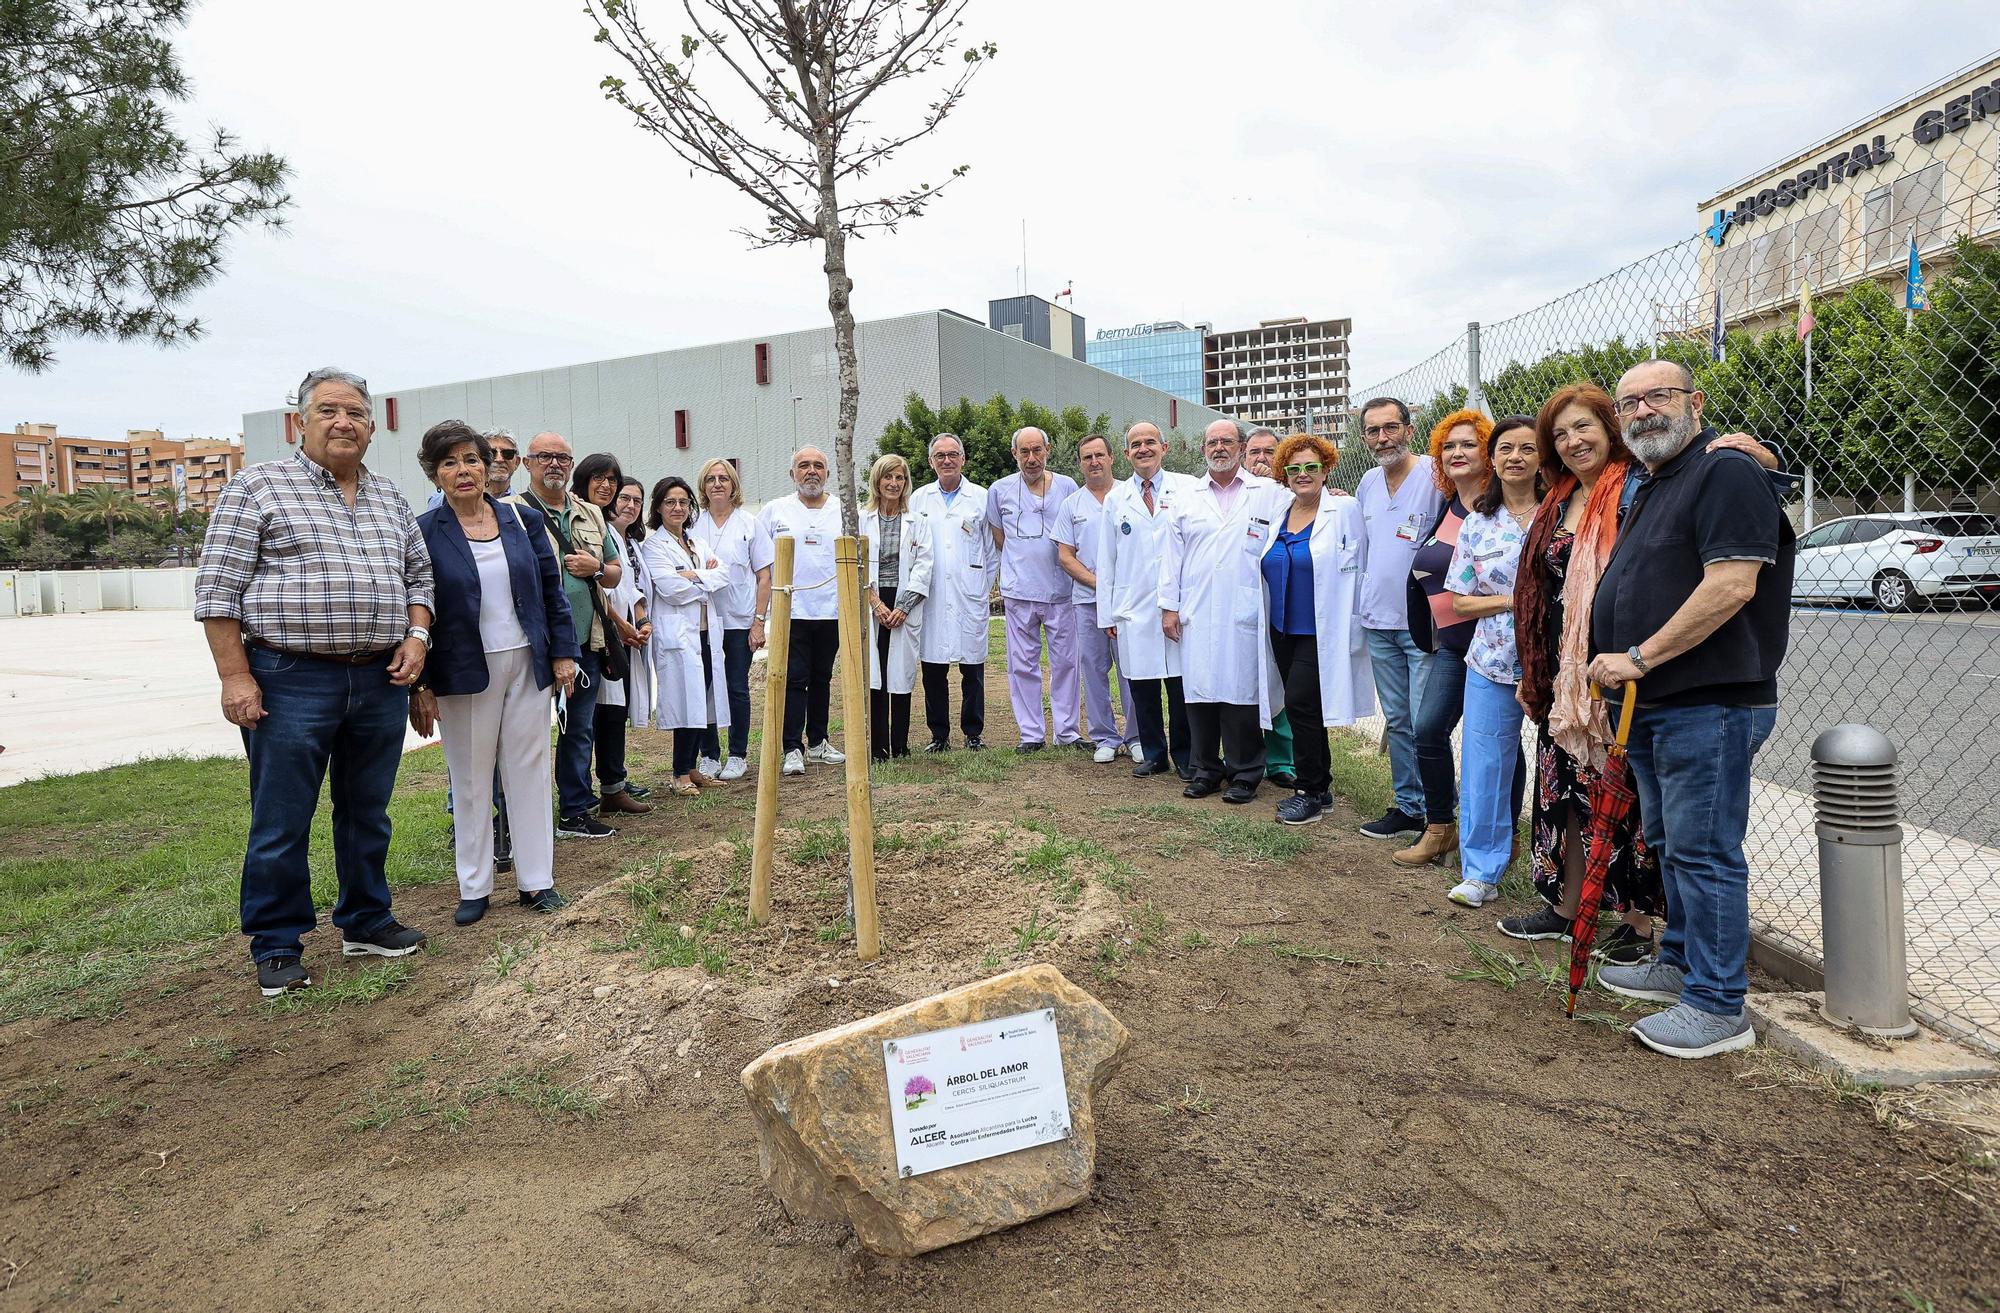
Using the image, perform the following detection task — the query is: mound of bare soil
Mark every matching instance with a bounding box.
[455,820,1129,1104]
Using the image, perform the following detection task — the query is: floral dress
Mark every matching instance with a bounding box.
[1528,525,1663,915]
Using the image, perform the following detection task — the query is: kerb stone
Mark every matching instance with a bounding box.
[739,964,1131,1256]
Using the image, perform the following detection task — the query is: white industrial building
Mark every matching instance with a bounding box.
[241,308,1236,509]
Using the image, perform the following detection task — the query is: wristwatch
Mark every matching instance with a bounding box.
[1626,645,1650,674]
[755,611,769,623]
[406,625,432,649]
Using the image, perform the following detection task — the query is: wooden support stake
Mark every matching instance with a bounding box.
[749,535,794,927]
[835,535,880,961]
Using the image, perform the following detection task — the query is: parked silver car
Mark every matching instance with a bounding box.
[1792,512,2000,611]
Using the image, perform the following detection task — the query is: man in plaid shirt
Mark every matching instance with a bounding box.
[195,367,436,998]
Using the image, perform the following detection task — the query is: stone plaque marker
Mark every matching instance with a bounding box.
[739,964,1132,1256]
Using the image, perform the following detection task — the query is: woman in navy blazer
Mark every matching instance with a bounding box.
[409,421,581,926]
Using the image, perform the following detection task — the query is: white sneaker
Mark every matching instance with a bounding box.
[1093,744,1117,764]
[697,756,721,778]
[719,756,748,781]
[807,740,846,765]
[782,749,806,776]
[1447,879,1500,908]
[1127,742,1145,762]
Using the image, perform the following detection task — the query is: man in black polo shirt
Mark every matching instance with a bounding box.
[1587,359,1794,1060]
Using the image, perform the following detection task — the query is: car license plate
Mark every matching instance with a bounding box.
[1968,545,2000,557]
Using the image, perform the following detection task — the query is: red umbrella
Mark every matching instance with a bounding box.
[1567,681,1641,1019]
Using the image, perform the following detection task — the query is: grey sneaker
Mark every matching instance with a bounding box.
[1599,958,1686,1004]
[1631,1003,1755,1059]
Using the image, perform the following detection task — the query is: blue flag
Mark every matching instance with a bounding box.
[1710,288,1725,362]
[1906,229,1929,313]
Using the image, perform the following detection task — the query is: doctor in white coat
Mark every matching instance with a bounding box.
[1160,419,1278,804]
[1095,422,1200,780]
[909,432,990,752]
[640,476,731,797]
[862,453,932,760]
[1253,433,1375,826]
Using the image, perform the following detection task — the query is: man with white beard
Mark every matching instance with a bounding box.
[754,447,848,776]
[1352,397,1444,842]
[910,433,991,752]
[1160,419,1278,805]
[1097,422,1198,780]
[1588,359,1793,1061]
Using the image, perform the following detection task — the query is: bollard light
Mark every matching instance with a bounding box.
[1810,723,1918,1038]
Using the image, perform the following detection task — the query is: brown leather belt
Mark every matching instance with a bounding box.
[248,638,395,666]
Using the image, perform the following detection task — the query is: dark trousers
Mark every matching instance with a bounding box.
[922,659,985,744]
[555,649,601,819]
[784,619,840,752]
[871,585,911,758]
[1128,675,1190,772]
[1414,644,1526,825]
[675,638,717,774]
[593,698,629,795]
[239,645,406,963]
[1187,700,1266,789]
[1271,629,1332,794]
[699,628,752,761]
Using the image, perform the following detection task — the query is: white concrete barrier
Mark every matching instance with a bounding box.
[52,570,103,614]
[130,568,197,609]
[0,572,19,618]
[99,568,133,610]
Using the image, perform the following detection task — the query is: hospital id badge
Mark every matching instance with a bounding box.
[1394,522,1419,543]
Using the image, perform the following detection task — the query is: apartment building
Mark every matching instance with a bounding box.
[1202,316,1353,439]
[5,423,243,511]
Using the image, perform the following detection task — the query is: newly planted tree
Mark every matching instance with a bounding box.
[586,0,994,533]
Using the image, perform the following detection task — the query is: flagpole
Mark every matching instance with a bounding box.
[1905,223,1916,333]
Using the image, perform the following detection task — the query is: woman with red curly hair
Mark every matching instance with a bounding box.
[1256,432,1374,826]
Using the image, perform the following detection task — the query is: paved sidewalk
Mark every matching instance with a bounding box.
[1342,711,1999,1055]
[0,611,430,788]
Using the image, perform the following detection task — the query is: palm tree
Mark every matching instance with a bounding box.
[3,484,65,536]
[63,485,149,541]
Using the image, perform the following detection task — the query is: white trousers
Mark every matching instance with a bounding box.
[439,645,556,900]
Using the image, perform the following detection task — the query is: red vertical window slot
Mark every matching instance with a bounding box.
[675,409,690,450]
[1169,399,1179,428]
[754,342,771,385]
[284,412,299,445]
[384,398,399,432]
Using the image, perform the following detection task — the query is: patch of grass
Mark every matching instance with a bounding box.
[1180,929,1211,950]
[979,949,1002,972]
[345,1053,602,1133]
[1092,900,1168,982]
[5,1077,63,1117]
[0,749,457,1022]
[815,918,851,944]
[261,960,415,1015]
[614,853,747,975]
[785,822,848,866]
[1236,933,1382,967]
[185,1035,239,1066]
[1157,1084,1216,1117]
[1444,926,1530,990]
[1326,728,1394,820]
[1097,804,1309,864]
[488,934,540,980]
[1012,909,1058,953]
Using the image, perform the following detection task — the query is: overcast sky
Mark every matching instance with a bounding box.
[12,0,2000,442]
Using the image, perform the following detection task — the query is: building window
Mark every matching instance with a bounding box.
[674,409,690,450]
[754,342,771,385]
[385,397,399,432]
[1890,162,1946,259]
[1861,185,1894,269]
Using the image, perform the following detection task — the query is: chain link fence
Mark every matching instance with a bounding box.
[1347,111,2000,1054]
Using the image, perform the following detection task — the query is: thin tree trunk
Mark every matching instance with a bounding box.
[816,128,861,538]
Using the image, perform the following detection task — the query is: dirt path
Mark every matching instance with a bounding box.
[2,661,1994,1312]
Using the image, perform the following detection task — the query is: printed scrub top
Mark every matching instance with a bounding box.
[1444,506,1531,685]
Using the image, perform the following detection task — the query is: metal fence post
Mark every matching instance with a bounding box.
[1465,321,1485,416]
[1811,724,1917,1038]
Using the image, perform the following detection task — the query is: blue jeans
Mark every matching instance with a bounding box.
[1626,701,1778,1017]
[1415,645,1527,825]
[1459,668,1524,885]
[1364,628,1431,815]
[240,646,407,963]
[556,649,602,820]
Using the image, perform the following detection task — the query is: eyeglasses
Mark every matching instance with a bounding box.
[1362,422,1406,438]
[491,449,519,461]
[1613,386,1695,417]
[1283,461,1323,475]
[526,453,573,466]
